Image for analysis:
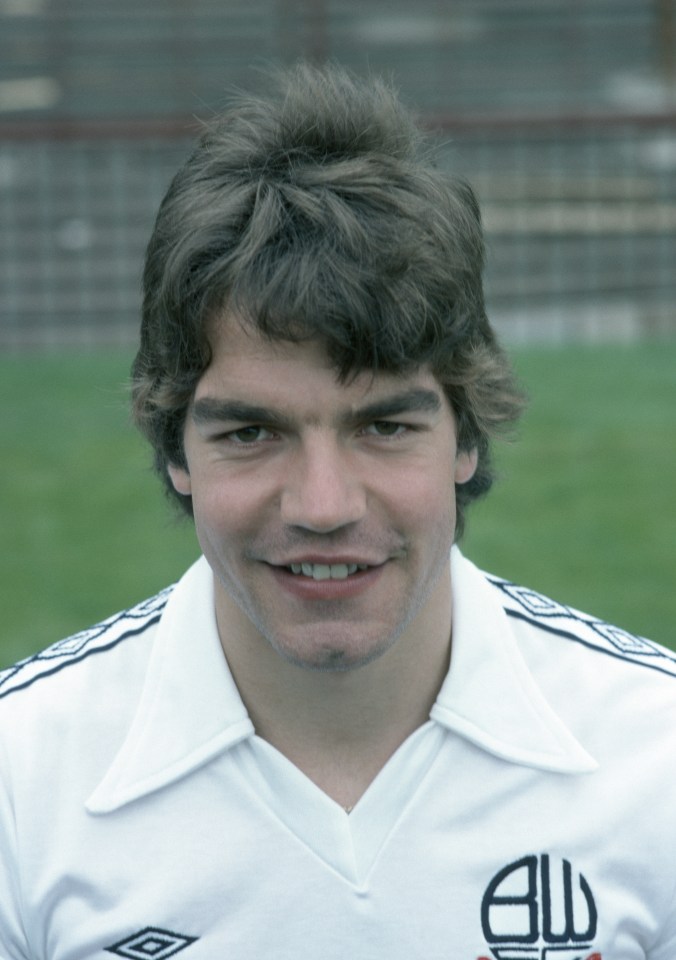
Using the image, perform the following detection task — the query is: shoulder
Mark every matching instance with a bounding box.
[473,564,676,783]
[0,583,179,802]
[485,569,676,682]
[0,584,174,705]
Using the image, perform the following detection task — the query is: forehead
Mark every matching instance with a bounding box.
[196,316,445,408]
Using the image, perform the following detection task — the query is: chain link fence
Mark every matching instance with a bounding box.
[1,0,675,347]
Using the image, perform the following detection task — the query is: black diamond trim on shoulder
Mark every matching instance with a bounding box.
[495,583,570,620]
[105,927,198,959]
[0,587,173,700]
[588,619,657,656]
[488,574,676,680]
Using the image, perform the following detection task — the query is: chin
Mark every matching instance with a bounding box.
[271,632,395,674]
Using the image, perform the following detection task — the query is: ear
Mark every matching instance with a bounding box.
[167,462,192,496]
[455,447,479,485]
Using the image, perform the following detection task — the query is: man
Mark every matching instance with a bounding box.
[1,64,675,960]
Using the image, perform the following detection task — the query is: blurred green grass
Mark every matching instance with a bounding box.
[465,342,676,649]
[1,352,199,668]
[1,343,675,668]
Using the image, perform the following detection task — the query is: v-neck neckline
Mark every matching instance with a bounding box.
[86,551,594,819]
[230,721,446,887]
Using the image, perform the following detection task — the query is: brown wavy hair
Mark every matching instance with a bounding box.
[132,62,525,536]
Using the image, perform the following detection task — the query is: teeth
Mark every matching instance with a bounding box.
[289,563,367,580]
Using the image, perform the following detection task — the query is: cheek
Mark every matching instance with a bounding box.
[191,497,248,587]
[389,465,457,537]
[191,473,273,552]
[406,447,458,504]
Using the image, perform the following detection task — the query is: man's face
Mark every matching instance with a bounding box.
[169,317,477,672]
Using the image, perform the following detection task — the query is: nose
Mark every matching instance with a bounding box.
[280,436,367,533]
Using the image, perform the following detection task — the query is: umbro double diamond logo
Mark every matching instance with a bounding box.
[105,927,198,959]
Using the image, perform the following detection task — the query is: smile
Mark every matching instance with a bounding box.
[288,563,369,581]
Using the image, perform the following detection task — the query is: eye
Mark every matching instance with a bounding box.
[364,420,407,438]
[227,425,274,444]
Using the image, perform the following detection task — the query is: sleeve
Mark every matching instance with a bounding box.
[0,735,31,959]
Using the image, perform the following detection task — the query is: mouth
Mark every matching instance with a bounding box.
[286,562,370,581]
[265,557,387,600]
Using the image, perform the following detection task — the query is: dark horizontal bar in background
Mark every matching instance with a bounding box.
[1,109,676,142]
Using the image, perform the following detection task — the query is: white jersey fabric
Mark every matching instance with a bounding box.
[1,548,676,960]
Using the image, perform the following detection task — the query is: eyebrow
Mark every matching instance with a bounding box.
[191,399,290,428]
[191,387,443,429]
[348,388,442,424]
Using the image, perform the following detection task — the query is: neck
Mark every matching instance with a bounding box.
[215,576,452,809]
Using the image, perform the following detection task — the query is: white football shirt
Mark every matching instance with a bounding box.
[1,549,675,959]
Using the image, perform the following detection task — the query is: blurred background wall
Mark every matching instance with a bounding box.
[1,0,675,349]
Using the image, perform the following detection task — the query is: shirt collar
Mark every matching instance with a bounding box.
[88,550,595,814]
[86,557,254,814]
[431,548,597,774]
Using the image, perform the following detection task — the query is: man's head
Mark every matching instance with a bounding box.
[132,62,523,537]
